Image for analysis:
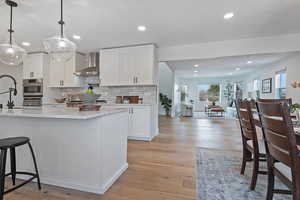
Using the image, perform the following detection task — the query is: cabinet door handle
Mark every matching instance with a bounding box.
[133,77,135,84]
[62,80,64,86]
[136,77,138,83]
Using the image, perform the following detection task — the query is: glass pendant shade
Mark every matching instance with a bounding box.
[0,39,26,66]
[43,0,76,63]
[43,34,76,63]
[0,0,26,66]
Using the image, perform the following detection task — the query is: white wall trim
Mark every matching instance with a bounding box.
[17,163,128,195]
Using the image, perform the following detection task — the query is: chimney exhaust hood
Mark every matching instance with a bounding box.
[74,52,99,77]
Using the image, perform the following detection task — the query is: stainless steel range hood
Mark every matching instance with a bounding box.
[74,52,99,77]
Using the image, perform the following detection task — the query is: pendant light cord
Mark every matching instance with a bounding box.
[8,4,14,45]
[58,0,65,38]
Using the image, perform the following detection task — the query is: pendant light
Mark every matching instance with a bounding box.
[43,0,76,63]
[0,0,26,66]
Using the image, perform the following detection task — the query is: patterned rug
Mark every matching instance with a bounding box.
[196,148,292,200]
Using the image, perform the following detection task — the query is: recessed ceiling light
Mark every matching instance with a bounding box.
[235,67,240,71]
[247,61,253,64]
[224,12,234,19]
[73,35,81,40]
[137,26,146,32]
[194,64,199,67]
[21,42,31,47]
[194,70,198,73]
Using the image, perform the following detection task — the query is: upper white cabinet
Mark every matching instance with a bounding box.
[100,49,119,86]
[48,53,86,88]
[100,44,158,86]
[23,53,46,79]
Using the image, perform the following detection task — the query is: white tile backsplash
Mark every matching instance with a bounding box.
[55,86,158,105]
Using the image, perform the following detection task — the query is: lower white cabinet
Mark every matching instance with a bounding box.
[129,106,151,140]
[110,105,156,141]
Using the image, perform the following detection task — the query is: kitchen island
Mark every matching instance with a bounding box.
[0,106,129,194]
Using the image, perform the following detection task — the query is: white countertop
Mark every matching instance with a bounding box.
[0,106,127,120]
[103,103,153,107]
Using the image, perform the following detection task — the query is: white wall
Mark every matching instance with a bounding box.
[0,64,23,107]
[285,55,300,103]
[158,62,174,115]
[158,33,300,62]
[237,52,300,103]
[240,64,286,99]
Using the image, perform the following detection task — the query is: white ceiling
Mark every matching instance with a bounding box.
[1,0,300,52]
[168,53,293,79]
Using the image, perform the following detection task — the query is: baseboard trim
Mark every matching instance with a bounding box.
[16,163,129,195]
[128,136,152,141]
[101,163,128,193]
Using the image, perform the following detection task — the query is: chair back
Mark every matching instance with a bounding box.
[257,101,300,193]
[257,98,292,106]
[235,99,259,152]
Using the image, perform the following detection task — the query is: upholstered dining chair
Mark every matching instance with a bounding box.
[257,101,300,200]
[235,99,267,190]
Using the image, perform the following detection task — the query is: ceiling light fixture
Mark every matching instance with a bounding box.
[247,61,253,64]
[235,67,240,71]
[194,64,199,67]
[224,12,234,20]
[137,26,146,32]
[194,70,198,73]
[0,0,26,66]
[43,0,76,63]
[22,42,31,47]
[72,35,81,40]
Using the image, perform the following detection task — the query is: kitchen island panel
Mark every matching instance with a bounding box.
[0,110,128,194]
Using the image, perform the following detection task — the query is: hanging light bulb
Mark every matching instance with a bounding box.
[43,0,76,63]
[0,0,26,66]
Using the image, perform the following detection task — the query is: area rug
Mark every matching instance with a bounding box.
[196,147,292,200]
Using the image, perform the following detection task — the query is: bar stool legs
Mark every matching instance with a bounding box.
[28,142,41,190]
[0,150,7,200]
[10,148,16,186]
[0,138,41,200]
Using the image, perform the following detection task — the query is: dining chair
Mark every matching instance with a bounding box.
[235,99,267,190]
[256,101,300,199]
[257,98,292,106]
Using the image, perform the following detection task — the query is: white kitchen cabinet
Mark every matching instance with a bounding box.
[99,49,119,86]
[129,106,151,139]
[99,44,158,86]
[110,105,156,141]
[48,52,85,88]
[23,53,45,79]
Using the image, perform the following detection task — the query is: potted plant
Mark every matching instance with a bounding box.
[159,93,172,116]
[291,103,300,123]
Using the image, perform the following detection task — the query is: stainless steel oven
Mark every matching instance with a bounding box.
[23,79,43,106]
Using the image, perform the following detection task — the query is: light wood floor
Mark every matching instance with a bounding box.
[5,117,242,200]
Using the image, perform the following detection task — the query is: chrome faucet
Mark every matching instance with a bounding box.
[0,74,17,109]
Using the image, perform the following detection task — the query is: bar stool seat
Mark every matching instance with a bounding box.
[0,137,41,200]
[0,137,29,149]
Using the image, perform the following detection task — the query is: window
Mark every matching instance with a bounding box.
[275,71,286,99]
[253,79,259,91]
[253,79,260,99]
[198,84,220,102]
